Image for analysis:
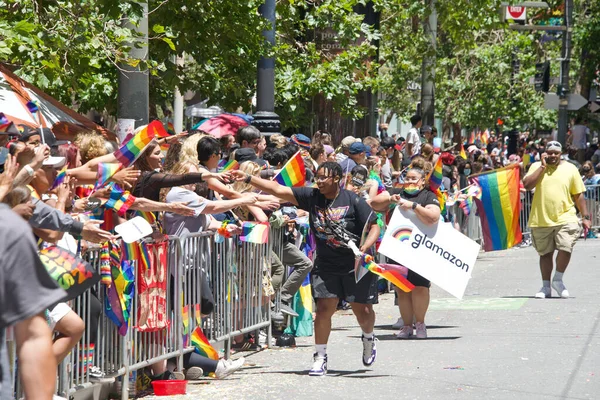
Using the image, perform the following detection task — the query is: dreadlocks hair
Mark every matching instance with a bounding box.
[317,161,343,180]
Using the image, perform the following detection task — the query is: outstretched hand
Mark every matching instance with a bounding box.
[230,170,247,182]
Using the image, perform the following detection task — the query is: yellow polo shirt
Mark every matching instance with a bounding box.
[526,161,585,228]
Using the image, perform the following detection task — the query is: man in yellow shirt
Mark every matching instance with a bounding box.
[523,141,591,298]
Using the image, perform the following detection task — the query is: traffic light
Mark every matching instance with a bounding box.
[534,61,550,93]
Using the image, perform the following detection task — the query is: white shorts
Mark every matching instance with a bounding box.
[47,302,72,331]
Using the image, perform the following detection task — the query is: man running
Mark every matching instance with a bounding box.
[232,162,380,376]
[523,141,591,298]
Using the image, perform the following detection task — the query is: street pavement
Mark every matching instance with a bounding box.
[146,240,600,400]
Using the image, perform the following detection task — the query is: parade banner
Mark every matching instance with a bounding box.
[379,208,480,299]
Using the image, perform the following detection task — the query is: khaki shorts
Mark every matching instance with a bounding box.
[530,222,581,256]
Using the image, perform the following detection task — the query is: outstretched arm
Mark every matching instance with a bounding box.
[231,171,298,206]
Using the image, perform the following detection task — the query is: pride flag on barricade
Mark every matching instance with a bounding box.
[273,151,306,187]
[240,222,269,244]
[469,164,522,251]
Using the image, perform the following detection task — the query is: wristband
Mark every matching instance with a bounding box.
[411,202,418,210]
[583,215,591,220]
[244,173,252,184]
[24,165,34,176]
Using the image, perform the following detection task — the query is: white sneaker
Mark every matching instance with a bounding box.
[309,353,327,376]
[361,335,377,366]
[396,326,413,339]
[535,286,551,299]
[184,366,204,380]
[215,357,245,379]
[391,317,404,329]
[552,280,570,298]
[415,322,427,339]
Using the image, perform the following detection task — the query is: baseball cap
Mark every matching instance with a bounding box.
[341,136,360,149]
[421,125,432,133]
[546,141,562,152]
[350,165,368,187]
[348,142,367,155]
[291,134,311,150]
[42,156,66,168]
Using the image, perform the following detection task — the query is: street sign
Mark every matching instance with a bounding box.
[506,6,527,21]
[544,93,588,110]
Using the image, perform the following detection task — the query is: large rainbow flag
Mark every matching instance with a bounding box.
[191,326,219,360]
[273,151,306,187]
[469,164,522,251]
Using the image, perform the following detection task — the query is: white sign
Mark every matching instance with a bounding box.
[115,216,153,243]
[378,208,480,299]
[506,6,526,21]
[116,118,136,142]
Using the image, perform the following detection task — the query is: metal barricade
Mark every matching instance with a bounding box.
[584,184,600,230]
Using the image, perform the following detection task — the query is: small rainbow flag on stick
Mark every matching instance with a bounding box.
[49,166,67,190]
[191,326,219,360]
[114,122,158,166]
[94,163,122,191]
[459,143,467,160]
[273,151,306,187]
[361,254,414,292]
[240,222,269,244]
[219,159,239,172]
[104,184,136,216]
[427,157,443,193]
[469,164,522,251]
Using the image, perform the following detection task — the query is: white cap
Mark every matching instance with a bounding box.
[341,136,360,149]
[42,156,66,168]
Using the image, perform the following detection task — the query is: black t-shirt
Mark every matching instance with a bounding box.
[292,187,377,274]
[390,187,440,208]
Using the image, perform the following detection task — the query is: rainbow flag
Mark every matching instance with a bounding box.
[49,166,67,190]
[104,184,136,216]
[460,196,473,216]
[469,130,476,144]
[361,254,414,292]
[114,121,158,166]
[459,143,467,160]
[219,159,239,172]
[105,258,135,336]
[182,304,190,347]
[469,164,522,251]
[166,122,175,135]
[481,129,489,146]
[191,326,219,360]
[273,151,306,187]
[283,273,314,337]
[94,162,122,191]
[523,153,532,167]
[427,157,443,193]
[240,222,269,244]
[100,243,112,287]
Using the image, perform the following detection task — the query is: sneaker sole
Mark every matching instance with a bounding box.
[308,370,327,376]
[551,283,569,298]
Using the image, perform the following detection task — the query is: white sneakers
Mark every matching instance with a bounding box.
[215,357,245,379]
[396,325,413,339]
[535,286,552,299]
[551,280,570,298]
[309,353,327,376]
[535,280,570,299]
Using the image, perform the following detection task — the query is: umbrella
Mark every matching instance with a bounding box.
[198,114,249,138]
[0,64,116,141]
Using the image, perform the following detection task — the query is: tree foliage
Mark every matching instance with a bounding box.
[0,0,597,132]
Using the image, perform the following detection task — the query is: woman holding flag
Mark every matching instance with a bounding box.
[372,167,441,339]
[231,161,381,377]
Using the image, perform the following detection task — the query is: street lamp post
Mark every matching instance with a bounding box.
[252,0,280,136]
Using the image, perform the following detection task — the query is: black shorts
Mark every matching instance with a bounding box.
[312,270,379,304]
[407,269,430,288]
